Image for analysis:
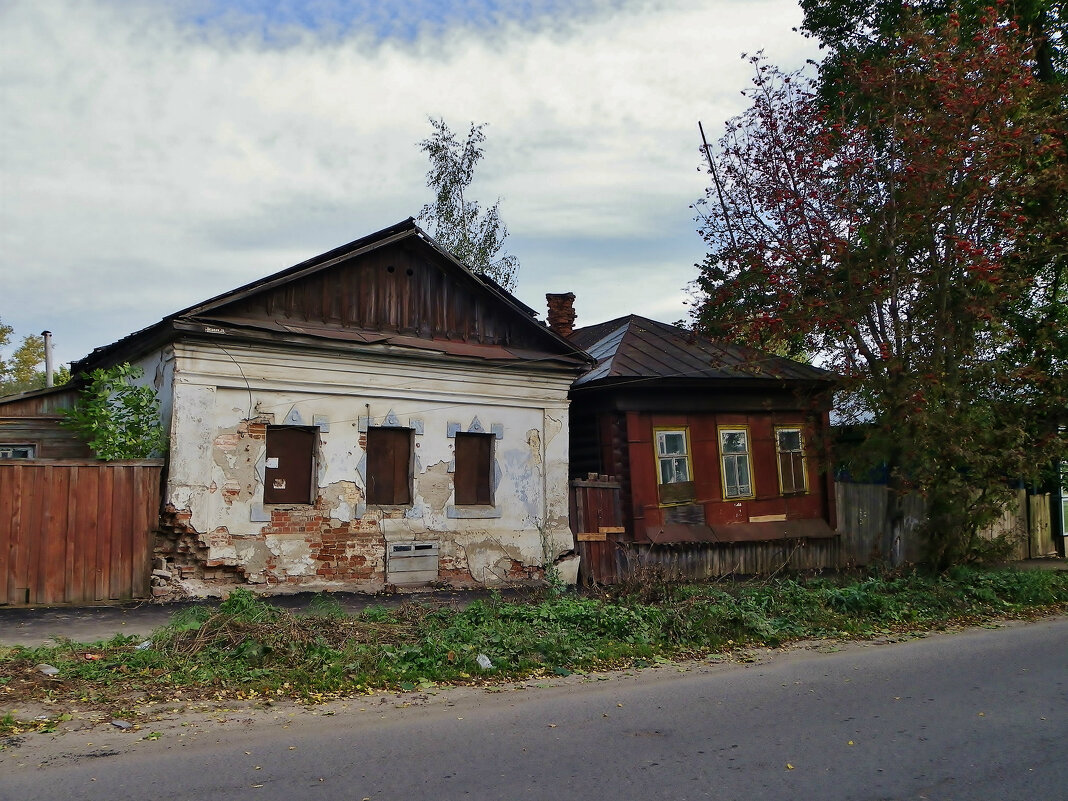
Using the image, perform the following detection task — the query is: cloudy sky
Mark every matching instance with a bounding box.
[0,0,818,369]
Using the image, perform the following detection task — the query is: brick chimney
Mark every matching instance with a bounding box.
[546,292,577,338]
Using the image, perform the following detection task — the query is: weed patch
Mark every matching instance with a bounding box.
[1,568,1064,712]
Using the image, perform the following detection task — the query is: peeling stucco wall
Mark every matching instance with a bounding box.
[153,341,577,597]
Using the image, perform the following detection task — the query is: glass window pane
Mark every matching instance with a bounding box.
[721,431,747,453]
[736,458,751,495]
[724,456,738,493]
[673,457,689,482]
[660,459,673,484]
[778,430,801,452]
[658,432,686,456]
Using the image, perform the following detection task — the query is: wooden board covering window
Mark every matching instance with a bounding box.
[454,432,493,506]
[366,427,412,505]
[264,426,316,504]
[658,480,696,505]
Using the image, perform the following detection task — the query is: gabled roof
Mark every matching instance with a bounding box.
[75,219,588,374]
[570,315,833,388]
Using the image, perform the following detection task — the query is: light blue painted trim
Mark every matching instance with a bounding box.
[467,416,485,433]
[284,407,305,426]
[447,505,502,519]
[250,503,270,523]
[358,416,369,432]
[409,418,424,435]
[490,423,504,440]
[447,422,461,438]
[313,415,330,432]
[255,451,266,484]
[355,502,366,517]
[383,409,401,427]
[493,460,502,492]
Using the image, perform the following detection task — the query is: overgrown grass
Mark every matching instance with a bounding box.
[2,568,1066,711]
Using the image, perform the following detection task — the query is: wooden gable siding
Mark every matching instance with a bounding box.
[0,417,92,459]
[212,241,535,348]
[0,388,79,416]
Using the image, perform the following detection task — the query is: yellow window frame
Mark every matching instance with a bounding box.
[653,426,693,486]
[718,425,755,500]
[774,425,809,495]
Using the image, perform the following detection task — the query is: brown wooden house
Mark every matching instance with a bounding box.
[559,304,838,582]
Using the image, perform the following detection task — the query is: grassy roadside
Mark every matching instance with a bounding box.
[2,566,1066,735]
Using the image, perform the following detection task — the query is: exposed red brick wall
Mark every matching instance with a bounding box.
[546,292,577,338]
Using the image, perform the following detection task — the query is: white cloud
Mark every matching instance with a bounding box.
[0,0,817,367]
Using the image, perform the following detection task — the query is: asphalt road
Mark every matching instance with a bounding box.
[3,618,1066,800]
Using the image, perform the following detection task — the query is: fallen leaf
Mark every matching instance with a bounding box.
[786,763,795,770]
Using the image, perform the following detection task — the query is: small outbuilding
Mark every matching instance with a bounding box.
[554,297,838,582]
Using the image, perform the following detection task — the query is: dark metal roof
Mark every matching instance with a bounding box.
[571,315,834,388]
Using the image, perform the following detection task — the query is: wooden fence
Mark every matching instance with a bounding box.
[0,460,163,606]
[836,483,1056,566]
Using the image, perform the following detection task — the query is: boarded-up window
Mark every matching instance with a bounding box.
[367,427,412,505]
[454,433,493,506]
[776,427,808,494]
[0,444,35,459]
[264,426,316,504]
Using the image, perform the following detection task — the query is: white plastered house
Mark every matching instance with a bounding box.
[71,219,590,597]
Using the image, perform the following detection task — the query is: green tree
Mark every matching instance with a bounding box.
[694,14,1068,567]
[800,0,1067,84]
[61,364,167,460]
[0,319,68,396]
[417,118,520,292]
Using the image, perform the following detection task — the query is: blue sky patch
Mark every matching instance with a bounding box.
[170,0,629,44]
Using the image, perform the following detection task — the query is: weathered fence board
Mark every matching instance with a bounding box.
[0,460,163,606]
[836,483,1054,565]
[570,477,626,585]
[621,538,841,581]
[1029,494,1054,558]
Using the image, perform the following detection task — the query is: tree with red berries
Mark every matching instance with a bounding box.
[693,11,1067,567]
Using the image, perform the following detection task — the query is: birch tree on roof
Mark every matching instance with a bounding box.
[417,118,520,292]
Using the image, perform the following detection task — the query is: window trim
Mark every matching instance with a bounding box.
[718,425,756,501]
[653,427,696,506]
[774,425,809,496]
[653,427,692,485]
